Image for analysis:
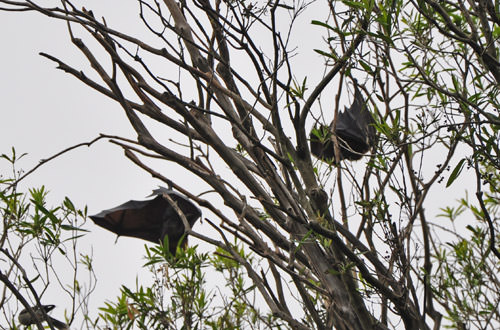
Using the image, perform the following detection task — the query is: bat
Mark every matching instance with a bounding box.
[310,83,376,162]
[18,304,68,330]
[90,187,201,254]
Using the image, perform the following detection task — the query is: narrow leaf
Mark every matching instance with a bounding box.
[446,158,466,187]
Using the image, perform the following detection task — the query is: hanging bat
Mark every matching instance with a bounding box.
[310,83,376,162]
[90,187,201,254]
[18,304,68,330]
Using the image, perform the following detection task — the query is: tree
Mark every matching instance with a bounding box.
[1,0,499,329]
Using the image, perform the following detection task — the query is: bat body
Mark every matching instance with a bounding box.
[310,84,376,162]
[90,187,201,254]
[18,304,68,330]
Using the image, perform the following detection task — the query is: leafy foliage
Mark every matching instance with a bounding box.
[0,149,94,329]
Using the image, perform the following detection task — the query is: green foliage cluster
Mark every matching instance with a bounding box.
[98,244,282,330]
[0,149,92,329]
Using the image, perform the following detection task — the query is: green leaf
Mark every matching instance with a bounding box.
[313,49,338,60]
[359,60,373,75]
[31,199,59,224]
[311,20,335,30]
[342,0,367,10]
[61,224,89,232]
[446,158,466,187]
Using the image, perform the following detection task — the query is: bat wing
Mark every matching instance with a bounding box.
[310,124,335,160]
[90,197,168,243]
[310,83,375,162]
[157,190,202,253]
[90,188,201,252]
[335,109,369,160]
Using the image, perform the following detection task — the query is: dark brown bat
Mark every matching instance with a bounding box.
[90,187,201,254]
[310,83,376,162]
[18,304,68,330]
